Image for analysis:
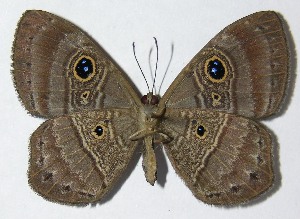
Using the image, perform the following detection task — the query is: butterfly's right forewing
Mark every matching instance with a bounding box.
[160,11,289,119]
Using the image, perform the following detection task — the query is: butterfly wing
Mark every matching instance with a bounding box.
[28,109,139,204]
[159,11,287,205]
[160,11,289,119]
[161,109,273,205]
[13,10,142,204]
[12,10,141,118]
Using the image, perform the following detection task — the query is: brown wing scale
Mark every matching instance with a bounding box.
[161,11,289,119]
[29,109,139,204]
[12,10,141,118]
[161,108,273,205]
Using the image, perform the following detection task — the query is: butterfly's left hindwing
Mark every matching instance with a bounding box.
[161,109,273,205]
[28,109,139,204]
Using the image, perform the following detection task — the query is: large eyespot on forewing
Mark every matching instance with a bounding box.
[73,55,96,82]
[204,55,229,83]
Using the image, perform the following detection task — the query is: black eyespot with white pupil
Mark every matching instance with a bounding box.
[207,59,225,80]
[197,125,206,137]
[75,57,94,79]
[94,125,104,137]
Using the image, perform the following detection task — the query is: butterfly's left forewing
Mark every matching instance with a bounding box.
[161,109,273,205]
[12,10,141,118]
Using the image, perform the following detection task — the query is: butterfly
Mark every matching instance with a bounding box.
[12,10,289,205]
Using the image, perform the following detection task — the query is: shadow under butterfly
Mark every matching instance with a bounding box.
[12,10,291,205]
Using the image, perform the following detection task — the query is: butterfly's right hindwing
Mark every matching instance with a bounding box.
[161,109,273,205]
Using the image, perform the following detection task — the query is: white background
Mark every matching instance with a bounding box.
[1,0,299,218]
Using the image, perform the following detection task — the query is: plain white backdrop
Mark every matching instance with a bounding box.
[1,0,299,218]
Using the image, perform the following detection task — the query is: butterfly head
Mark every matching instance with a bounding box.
[141,92,159,105]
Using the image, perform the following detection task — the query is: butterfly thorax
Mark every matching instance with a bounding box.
[129,92,167,185]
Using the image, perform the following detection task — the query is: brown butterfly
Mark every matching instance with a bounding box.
[12,10,289,205]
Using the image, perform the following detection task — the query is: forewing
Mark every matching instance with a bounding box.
[161,109,273,205]
[161,11,289,119]
[12,10,141,118]
[28,109,138,204]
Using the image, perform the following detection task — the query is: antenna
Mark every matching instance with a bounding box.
[151,37,159,94]
[133,42,150,92]
[158,43,174,95]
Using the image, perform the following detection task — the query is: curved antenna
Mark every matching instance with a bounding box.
[158,43,174,95]
[148,47,155,93]
[151,37,159,94]
[133,42,150,92]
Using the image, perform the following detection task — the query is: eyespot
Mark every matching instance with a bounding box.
[73,55,96,82]
[212,92,221,101]
[92,124,106,139]
[42,172,53,182]
[204,55,228,83]
[211,92,221,106]
[80,90,90,105]
[196,124,208,139]
[94,126,103,136]
[208,59,225,79]
[249,172,259,181]
[230,185,240,193]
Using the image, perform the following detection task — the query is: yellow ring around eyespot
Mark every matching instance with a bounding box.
[195,124,208,140]
[73,55,96,82]
[91,123,107,140]
[204,55,228,83]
